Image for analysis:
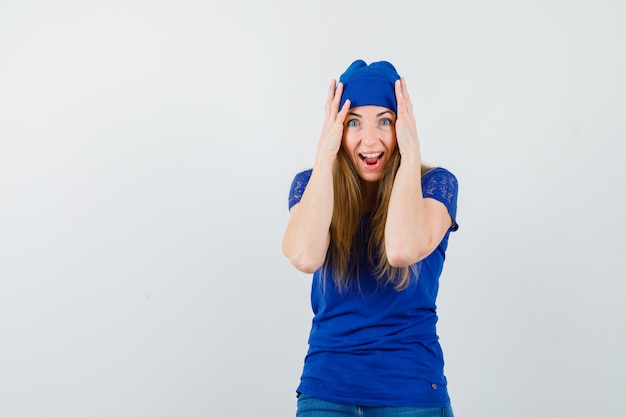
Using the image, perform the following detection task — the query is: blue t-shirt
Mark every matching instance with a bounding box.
[288,167,459,407]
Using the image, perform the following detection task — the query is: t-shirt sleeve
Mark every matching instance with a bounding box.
[422,167,459,231]
[288,169,313,210]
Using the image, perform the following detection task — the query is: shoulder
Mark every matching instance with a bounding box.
[288,168,313,209]
[294,168,313,182]
[290,168,313,190]
[421,166,459,229]
[422,166,459,194]
[422,166,457,183]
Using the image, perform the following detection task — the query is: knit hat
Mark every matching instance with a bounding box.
[339,59,401,113]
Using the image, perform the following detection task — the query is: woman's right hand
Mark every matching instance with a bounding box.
[315,80,351,164]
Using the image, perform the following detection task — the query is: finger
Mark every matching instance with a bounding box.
[401,78,414,114]
[337,98,351,123]
[396,78,413,115]
[331,81,344,114]
[395,77,401,93]
[324,79,337,113]
[395,79,406,114]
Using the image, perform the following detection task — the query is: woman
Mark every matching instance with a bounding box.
[282,59,459,417]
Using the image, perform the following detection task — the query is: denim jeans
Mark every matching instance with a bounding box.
[296,393,454,417]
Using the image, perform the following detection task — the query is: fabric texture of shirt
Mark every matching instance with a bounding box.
[288,167,459,407]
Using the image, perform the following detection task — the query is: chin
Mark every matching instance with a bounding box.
[357,170,385,183]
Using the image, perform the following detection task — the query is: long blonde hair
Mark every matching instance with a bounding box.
[324,145,430,291]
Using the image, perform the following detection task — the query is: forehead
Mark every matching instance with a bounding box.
[348,105,395,118]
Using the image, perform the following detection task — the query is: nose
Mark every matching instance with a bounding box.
[362,122,378,146]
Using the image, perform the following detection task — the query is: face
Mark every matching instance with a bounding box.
[342,105,397,182]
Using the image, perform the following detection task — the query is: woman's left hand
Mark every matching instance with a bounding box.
[394,77,421,158]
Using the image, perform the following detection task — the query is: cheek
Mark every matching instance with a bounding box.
[383,132,397,150]
[341,132,357,152]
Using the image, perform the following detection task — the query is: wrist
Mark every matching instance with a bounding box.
[313,152,337,172]
[399,149,422,166]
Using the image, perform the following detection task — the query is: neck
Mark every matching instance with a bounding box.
[360,180,379,213]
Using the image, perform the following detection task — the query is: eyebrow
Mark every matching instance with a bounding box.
[348,110,394,118]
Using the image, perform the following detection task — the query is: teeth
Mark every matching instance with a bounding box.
[360,152,382,158]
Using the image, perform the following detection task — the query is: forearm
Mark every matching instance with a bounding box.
[282,157,334,273]
[384,153,432,266]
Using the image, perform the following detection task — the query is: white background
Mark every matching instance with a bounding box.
[1,1,625,416]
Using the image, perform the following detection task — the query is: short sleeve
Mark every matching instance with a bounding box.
[288,169,313,210]
[422,167,459,231]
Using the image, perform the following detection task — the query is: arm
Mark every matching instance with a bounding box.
[385,78,454,267]
[282,80,351,273]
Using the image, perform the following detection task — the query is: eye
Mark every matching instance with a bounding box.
[379,118,392,126]
[347,119,359,127]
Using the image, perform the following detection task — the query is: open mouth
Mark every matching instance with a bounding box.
[359,152,384,166]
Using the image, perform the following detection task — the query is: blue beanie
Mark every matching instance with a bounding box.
[339,59,401,113]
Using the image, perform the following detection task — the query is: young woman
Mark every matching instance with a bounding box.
[282,59,459,417]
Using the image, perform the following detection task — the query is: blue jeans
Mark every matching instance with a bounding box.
[296,393,454,417]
